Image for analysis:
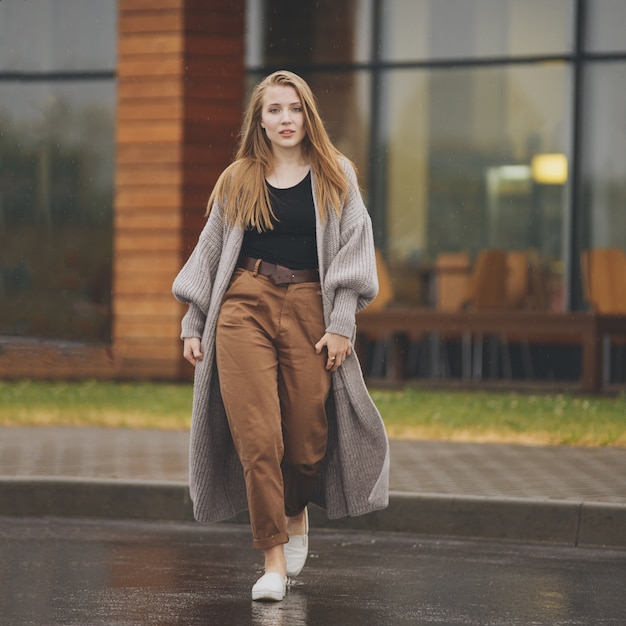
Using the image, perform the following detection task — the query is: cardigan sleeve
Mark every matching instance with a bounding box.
[323,162,379,339]
[172,202,224,339]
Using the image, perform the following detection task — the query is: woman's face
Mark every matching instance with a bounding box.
[260,85,307,152]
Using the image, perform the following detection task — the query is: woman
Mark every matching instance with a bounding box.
[172,70,389,602]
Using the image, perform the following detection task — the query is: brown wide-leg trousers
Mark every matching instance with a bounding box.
[216,268,331,550]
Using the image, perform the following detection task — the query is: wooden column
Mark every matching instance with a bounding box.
[113,0,245,379]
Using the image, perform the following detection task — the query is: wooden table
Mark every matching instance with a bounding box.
[355,309,626,392]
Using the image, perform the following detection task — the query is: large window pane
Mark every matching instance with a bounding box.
[384,64,571,310]
[586,0,626,53]
[0,81,115,342]
[582,63,626,250]
[382,0,574,62]
[257,0,372,66]
[0,0,116,72]
[0,0,116,344]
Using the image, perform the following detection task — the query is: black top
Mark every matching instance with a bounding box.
[240,171,318,270]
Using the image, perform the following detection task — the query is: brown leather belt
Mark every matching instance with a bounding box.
[237,256,320,285]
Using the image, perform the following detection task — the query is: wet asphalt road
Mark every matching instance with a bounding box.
[1,516,624,626]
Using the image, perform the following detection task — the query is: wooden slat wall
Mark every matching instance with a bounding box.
[113,0,245,380]
[0,341,119,381]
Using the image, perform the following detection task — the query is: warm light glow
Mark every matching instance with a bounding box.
[531,153,568,184]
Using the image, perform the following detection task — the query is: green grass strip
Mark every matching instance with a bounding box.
[1,380,624,446]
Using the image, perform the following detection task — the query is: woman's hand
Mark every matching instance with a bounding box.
[315,332,352,372]
[183,337,203,367]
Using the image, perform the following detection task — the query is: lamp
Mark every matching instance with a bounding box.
[531,153,568,185]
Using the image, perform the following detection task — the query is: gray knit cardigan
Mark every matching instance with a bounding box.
[172,158,390,523]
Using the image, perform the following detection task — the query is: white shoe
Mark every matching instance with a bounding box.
[284,508,309,578]
[251,572,286,602]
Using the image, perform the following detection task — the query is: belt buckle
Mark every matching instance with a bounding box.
[271,264,295,285]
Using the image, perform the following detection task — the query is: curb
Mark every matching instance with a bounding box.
[1,478,624,549]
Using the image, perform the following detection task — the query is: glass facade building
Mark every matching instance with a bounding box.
[248,0,626,312]
[0,0,625,384]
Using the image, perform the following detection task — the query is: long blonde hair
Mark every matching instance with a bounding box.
[206,70,352,230]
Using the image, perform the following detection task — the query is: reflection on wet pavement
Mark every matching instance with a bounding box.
[1,516,624,625]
